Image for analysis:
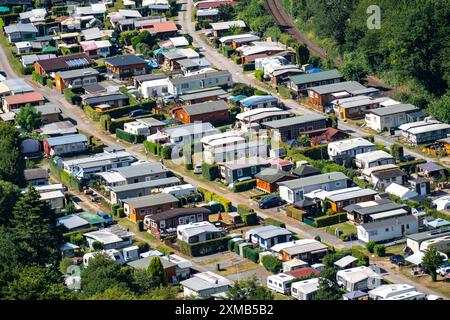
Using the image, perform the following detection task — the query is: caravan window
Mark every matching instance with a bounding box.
[197,213,204,221]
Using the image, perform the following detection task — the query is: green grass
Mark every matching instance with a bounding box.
[273,292,295,300]
[323,222,356,237]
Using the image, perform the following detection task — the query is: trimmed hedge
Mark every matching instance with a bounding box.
[176,236,230,257]
[233,240,243,254]
[264,218,286,228]
[63,226,97,239]
[243,246,260,263]
[64,88,82,105]
[116,128,146,144]
[398,158,427,174]
[201,163,218,181]
[49,161,83,191]
[243,63,255,71]
[262,255,282,274]
[240,212,258,226]
[237,204,252,214]
[314,213,347,228]
[232,179,256,192]
[197,187,232,212]
[84,105,101,121]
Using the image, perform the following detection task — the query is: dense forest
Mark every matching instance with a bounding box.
[278,0,449,121]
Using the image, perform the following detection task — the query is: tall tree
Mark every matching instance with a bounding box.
[0,180,21,226]
[146,256,167,286]
[295,43,310,65]
[15,104,41,132]
[9,186,64,266]
[421,247,444,282]
[2,265,72,300]
[312,267,342,300]
[0,122,26,186]
[81,253,134,296]
[227,276,273,300]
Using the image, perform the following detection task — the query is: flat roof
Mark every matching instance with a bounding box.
[123,192,178,208]
[289,69,342,85]
[182,100,228,116]
[278,172,348,190]
[262,114,326,129]
[370,104,419,116]
[326,188,377,202]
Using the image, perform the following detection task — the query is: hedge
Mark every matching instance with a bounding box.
[262,255,282,274]
[63,226,97,239]
[176,236,230,257]
[295,144,329,161]
[264,218,286,228]
[232,179,256,192]
[116,128,146,144]
[84,105,101,121]
[240,212,258,226]
[314,213,347,228]
[49,161,83,191]
[197,187,232,212]
[100,114,112,131]
[233,240,243,254]
[64,88,82,105]
[111,204,119,217]
[243,246,259,263]
[117,208,125,218]
[243,63,255,71]
[161,146,172,159]
[144,140,161,155]
[201,163,218,181]
[237,204,252,214]
[221,45,234,57]
[398,158,427,174]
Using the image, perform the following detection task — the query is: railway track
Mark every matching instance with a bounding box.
[264,0,394,91]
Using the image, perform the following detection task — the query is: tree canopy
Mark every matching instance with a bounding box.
[0,123,26,186]
[146,256,167,286]
[227,276,273,300]
[15,104,41,132]
[421,247,445,282]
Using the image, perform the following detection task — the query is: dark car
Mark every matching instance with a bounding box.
[389,255,405,266]
[129,109,149,118]
[258,195,284,209]
[400,155,415,162]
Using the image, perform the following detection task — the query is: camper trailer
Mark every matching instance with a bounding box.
[267,273,295,294]
[123,245,140,262]
[83,249,125,267]
[162,184,197,198]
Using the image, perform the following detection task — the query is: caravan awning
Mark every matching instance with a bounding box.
[406,251,424,266]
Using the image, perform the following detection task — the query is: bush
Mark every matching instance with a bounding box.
[100,114,112,131]
[237,204,253,214]
[143,140,160,155]
[374,244,386,257]
[176,236,230,257]
[201,163,218,181]
[262,255,282,274]
[255,69,264,81]
[240,212,258,226]
[116,128,145,144]
[111,204,119,217]
[161,146,172,159]
[84,105,101,121]
[92,241,104,251]
[314,213,347,228]
[49,161,84,191]
[117,208,125,218]
[243,63,255,71]
[138,221,144,231]
[243,246,259,263]
[46,78,53,89]
[63,226,97,239]
[227,239,235,251]
[264,218,286,228]
[64,88,82,105]
[366,241,376,253]
[232,179,256,192]
[59,257,74,274]
[254,89,268,96]
[69,233,85,246]
[233,241,242,254]
[314,236,321,242]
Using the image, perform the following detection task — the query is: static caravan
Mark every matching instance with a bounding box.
[162,184,197,198]
[267,273,295,294]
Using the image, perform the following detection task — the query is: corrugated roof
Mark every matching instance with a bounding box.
[45,134,87,146]
[4,92,45,105]
[124,192,179,208]
[289,69,342,85]
[262,114,326,129]
[182,100,228,116]
[113,162,169,179]
[370,103,418,116]
[110,176,180,193]
[278,172,348,190]
[309,81,366,95]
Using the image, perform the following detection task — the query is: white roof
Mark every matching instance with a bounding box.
[368,284,416,299]
[270,239,319,253]
[328,138,375,153]
[370,209,408,220]
[201,130,243,145]
[267,272,295,283]
[210,20,246,31]
[118,9,142,18]
[177,221,220,235]
[169,36,189,47]
[84,229,122,244]
[334,255,358,268]
[305,186,362,201]
[399,120,447,133]
[40,190,65,200]
[291,278,320,294]
[141,77,170,88]
[95,40,111,48]
[235,107,283,121]
[337,266,382,283]
[355,150,394,163]
[96,171,127,184]
[385,183,418,200]
[219,33,258,43]
[181,271,230,292]
[197,8,219,17]
[238,43,284,56]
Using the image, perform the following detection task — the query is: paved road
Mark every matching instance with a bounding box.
[0,10,446,296]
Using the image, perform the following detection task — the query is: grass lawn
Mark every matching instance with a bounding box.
[273,292,295,300]
[400,267,450,299]
[322,222,356,237]
[195,252,236,266]
[216,259,262,277]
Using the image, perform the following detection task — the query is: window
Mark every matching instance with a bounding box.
[251,166,257,174]
[385,228,389,232]
[237,169,243,177]
[197,213,203,221]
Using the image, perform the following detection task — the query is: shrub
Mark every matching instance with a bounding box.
[84,105,101,121]
[100,114,112,131]
[374,244,386,257]
[262,255,282,274]
[117,208,125,218]
[116,128,145,144]
[138,221,144,231]
[240,212,258,226]
[366,241,376,253]
[49,161,84,191]
[111,204,119,217]
[232,179,256,192]
[143,140,159,155]
[64,88,82,105]
[201,163,218,181]
[92,241,104,251]
[227,239,235,251]
[264,218,286,228]
[69,233,85,246]
[233,241,242,254]
[255,69,264,81]
[176,237,230,257]
[243,246,259,263]
[314,236,321,242]
[243,63,255,71]
[59,257,74,274]
[46,78,53,89]
[161,146,172,159]
[314,213,347,228]
[237,204,252,214]
[212,194,232,212]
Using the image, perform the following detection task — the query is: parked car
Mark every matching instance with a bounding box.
[129,109,149,117]
[437,265,450,276]
[163,95,175,104]
[389,255,405,266]
[427,294,444,300]
[400,155,415,162]
[194,163,202,174]
[98,212,113,225]
[258,195,284,209]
